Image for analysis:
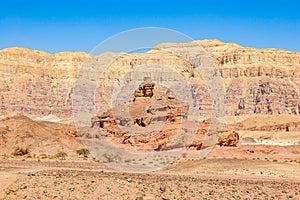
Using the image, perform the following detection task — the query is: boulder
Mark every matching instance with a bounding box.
[217,131,239,146]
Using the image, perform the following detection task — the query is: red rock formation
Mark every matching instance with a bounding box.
[217,131,239,147]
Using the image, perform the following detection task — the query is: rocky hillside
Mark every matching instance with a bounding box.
[0,40,300,120]
[0,114,82,154]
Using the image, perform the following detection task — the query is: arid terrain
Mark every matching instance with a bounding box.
[0,40,300,199]
[0,158,299,199]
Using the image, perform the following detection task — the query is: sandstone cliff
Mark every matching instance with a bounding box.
[0,40,300,119]
[198,40,300,115]
[0,48,86,118]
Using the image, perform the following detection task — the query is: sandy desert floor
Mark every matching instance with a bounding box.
[0,157,299,200]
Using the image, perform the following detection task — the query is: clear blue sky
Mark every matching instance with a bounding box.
[0,0,299,53]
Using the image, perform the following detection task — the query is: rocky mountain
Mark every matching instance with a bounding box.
[0,40,300,120]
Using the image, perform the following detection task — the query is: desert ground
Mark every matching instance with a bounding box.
[0,156,299,200]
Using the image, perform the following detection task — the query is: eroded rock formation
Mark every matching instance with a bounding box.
[90,81,192,151]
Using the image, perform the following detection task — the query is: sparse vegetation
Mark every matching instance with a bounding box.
[54,151,67,159]
[76,148,90,158]
[12,146,30,156]
[39,153,48,159]
[160,161,167,165]
[102,152,121,163]
[2,154,10,159]
[24,154,32,158]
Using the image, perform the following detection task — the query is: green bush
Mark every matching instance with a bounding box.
[54,151,67,159]
[76,148,90,158]
[39,153,48,159]
[12,146,30,156]
[24,154,32,158]
[2,154,10,159]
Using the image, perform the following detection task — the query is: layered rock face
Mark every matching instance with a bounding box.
[198,40,300,115]
[0,40,300,119]
[0,48,86,118]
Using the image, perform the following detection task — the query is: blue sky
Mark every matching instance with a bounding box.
[0,0,299,53]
